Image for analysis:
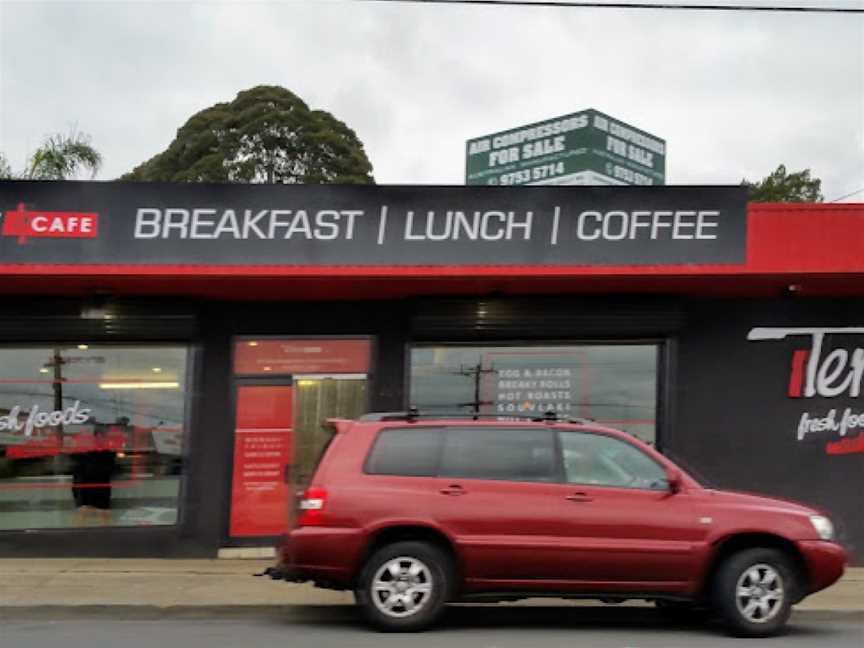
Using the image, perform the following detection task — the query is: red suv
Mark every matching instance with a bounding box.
[271,413,847,637]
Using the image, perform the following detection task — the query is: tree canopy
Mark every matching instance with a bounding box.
[742,164,823,203]
[122,85,374,184]
[0,130,102,180]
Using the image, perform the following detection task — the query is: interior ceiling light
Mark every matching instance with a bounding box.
[77,344,89,350]
[99,382,180,390]
[248,341,259,347]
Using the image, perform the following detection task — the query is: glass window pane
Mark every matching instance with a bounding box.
[365,428,442,477]
[410,344,657,444]
[560,431,667,490]
[294,377,367,487]
[0,345,189,529]
[440,427,556,483]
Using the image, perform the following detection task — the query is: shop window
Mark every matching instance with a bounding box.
[0,345,189,530]
[409,344,658,445]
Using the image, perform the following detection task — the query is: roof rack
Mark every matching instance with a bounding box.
[358,408,595,425]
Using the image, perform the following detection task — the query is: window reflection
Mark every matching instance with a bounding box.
[409,345,657,444]
[0,345,189,529]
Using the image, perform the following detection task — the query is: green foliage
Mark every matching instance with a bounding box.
[122,86,374,184]
[742,164,823,203]
[28,131,102,180]
[0,152,11,179]
[0,131,102,180]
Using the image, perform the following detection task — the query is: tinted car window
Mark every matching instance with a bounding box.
[560,431,667,490]
[440,427,557,483]
[365,427,442,476]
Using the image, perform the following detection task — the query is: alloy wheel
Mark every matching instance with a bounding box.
[371,556,434,618]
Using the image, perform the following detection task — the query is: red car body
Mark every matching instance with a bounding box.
[275,417,846,628]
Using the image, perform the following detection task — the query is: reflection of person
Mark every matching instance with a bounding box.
[72,423,118,526]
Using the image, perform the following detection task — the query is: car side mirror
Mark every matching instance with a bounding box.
[666,468,683,494]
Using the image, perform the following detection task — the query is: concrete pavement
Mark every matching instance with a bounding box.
[0,559,861,613]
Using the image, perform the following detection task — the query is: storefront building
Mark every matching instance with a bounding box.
[0,181,861,563]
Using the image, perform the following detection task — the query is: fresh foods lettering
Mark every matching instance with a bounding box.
[0,401,92,436]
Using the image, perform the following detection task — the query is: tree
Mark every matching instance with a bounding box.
[0,130,102,180]
[122,85,374,184]
[0,153,11,179]
[742,164,823,203]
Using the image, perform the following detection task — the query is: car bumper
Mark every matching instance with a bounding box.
[797,540,847,594]
[275,526,366,587]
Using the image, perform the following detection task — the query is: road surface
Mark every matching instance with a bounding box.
[2,605,862,647]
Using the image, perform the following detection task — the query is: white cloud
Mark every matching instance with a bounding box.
[1,0,861,199]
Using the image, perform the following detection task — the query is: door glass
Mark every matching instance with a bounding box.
[440,427,557,483]
[293,377,367,487]
[365,427,443,476]
[559,431,668,490]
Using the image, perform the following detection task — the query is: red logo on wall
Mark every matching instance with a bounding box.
[2,203,98,244]
[748,327,864,456]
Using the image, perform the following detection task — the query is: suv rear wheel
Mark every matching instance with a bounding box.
[713,547,795,638]
[356,541,452,632]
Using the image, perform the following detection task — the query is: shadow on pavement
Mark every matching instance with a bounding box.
[278,603,861,639]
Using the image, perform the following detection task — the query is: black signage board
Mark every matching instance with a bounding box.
[0,181,747,267]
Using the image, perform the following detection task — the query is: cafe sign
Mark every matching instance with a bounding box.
[1,181,746,267]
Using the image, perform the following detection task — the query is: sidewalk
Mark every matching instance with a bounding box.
[1,559,861,612]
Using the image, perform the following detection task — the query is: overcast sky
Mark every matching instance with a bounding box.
[1,0,862,200]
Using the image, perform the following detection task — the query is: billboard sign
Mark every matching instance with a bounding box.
[465,109,666,187]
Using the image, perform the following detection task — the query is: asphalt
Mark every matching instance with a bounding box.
[2,609,863,648]
[0,558,861,615]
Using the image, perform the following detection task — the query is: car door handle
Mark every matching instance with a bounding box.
[565,492,593,502]
[440,485,466,496]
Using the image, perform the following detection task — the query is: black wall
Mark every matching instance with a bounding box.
[1,294,861,563]
[670,298,864,563]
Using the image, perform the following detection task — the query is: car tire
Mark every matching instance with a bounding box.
[712,547,795,638]
[355,541,452,632]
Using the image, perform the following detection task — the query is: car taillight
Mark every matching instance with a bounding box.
[298,487,327,527]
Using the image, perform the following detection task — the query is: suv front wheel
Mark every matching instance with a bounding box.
[356,541,452,631]
[713,547,796,638]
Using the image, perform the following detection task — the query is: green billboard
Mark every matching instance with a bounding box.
[465,109,666,187]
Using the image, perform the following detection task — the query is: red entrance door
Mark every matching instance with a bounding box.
[229,384,294,537]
